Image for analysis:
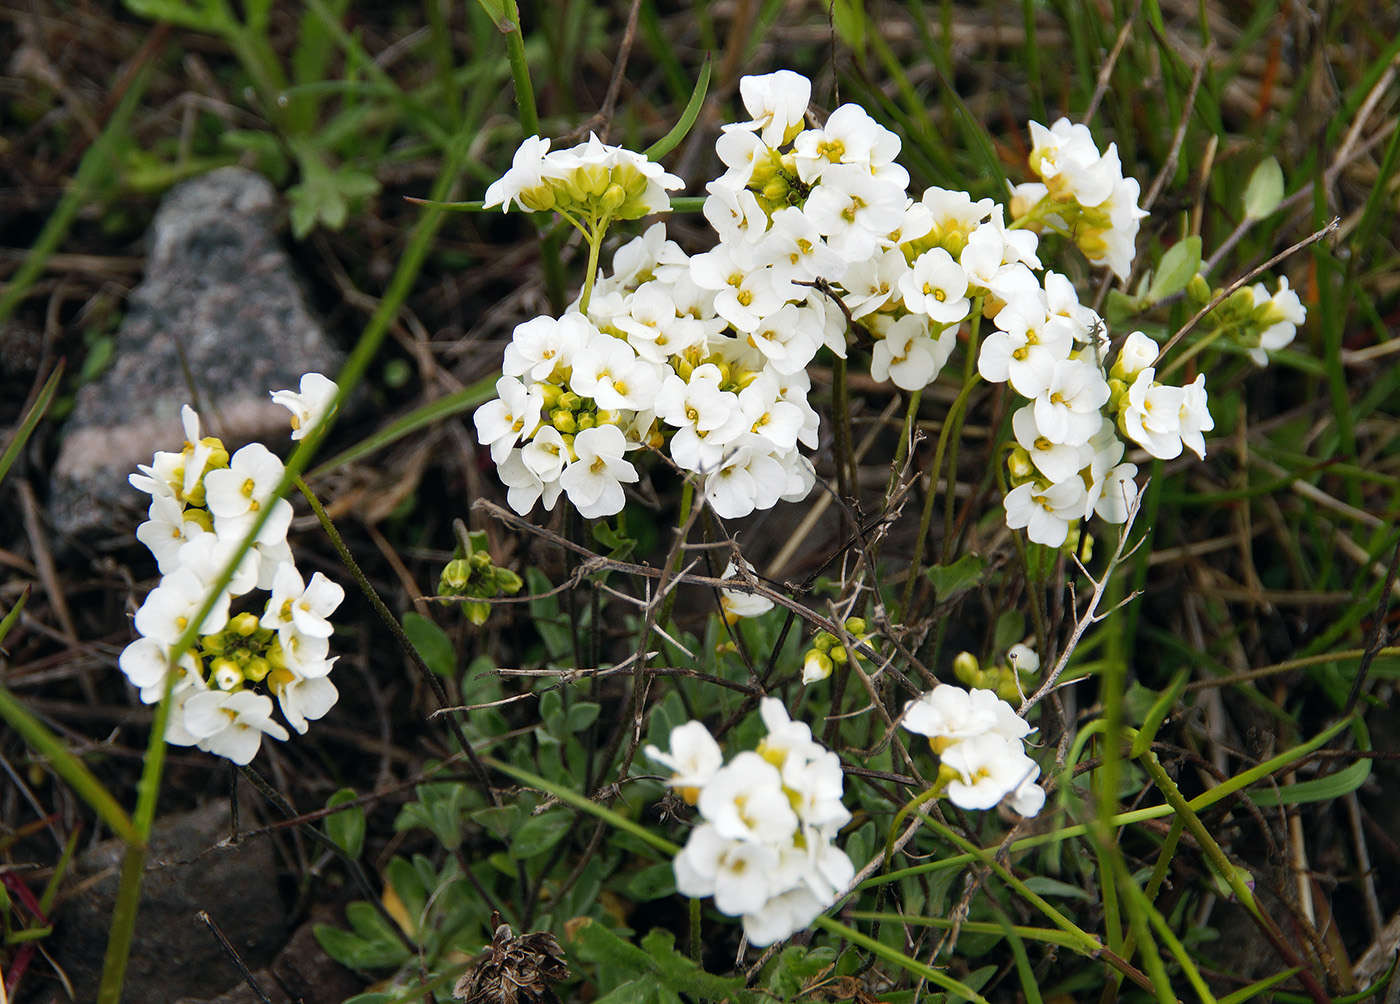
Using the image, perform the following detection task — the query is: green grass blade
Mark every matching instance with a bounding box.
[309,377,498,476]
[644,54,711,161]
[483,756,680,857]
[813,916,992,1004]
[0,361,64,487]
[0,682,139,846]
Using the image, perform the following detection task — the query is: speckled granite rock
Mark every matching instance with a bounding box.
[50,167,343,540]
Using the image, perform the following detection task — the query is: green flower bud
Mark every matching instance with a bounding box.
[244,657,271,682]
[1186,273,1211,305]
[845,617,867,635]
[440,558,472,595]
[465,600,490,626]
[494,568,523,594]
[953,650,980,687]
[231,612,261,637]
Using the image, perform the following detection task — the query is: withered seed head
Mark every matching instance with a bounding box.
[453,913,570,1004]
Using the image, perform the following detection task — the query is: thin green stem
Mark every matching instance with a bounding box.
[886,389,922,500]
[657,480,694,628]
[831,354,855,504]
[899,368,984,618]
[501,0,540,137]
[578,219,608,316]
[294,476,496,799]
[938,316,982,565]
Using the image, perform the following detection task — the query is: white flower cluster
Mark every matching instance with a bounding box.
[117,375,344,765]
[1010,117,1149,279]
[647,698,855,947]
[475,71,1223,546]
[901,684,1045,817]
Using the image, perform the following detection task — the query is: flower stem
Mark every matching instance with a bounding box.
[293,476,499,803]
[899,372,983,619]
[831,353,855,503]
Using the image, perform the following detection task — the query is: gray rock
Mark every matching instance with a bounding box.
[50,167,344,540]
[46,800,288,1004]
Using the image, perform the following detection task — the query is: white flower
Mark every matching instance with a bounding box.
[202,443,286,526]
[718,557,774,621]
[757,207,844,284]
[182,689,290,765]
[272,671,338,735]
[474,377,544,463]
[646,721,724,797]
[940,732,1042,813]
[559,425,638,519]
[1249,276,1306,365]
[270,373,338,441]
[1177,374,1213,460]
[483,135,554,212]
[1112,331,1159,381]
[802,164,906,261]
[674,824,778,916]
[497,448,562,515]
[899,248,970,326]
[871,315,955,391]
[702,438,786,519]
[1033,358,1110,447]
[260,562,344,642]
[727,70,812,147]
[134,567,230,644]
[119,637,203,704]
[1004,478,1088,547]
[792,104,902,184]
[1007,643,1039,675]
[175,529,260,599]
[698,752,798,844]
[503,313,594,383]
[136,495,207,574]
[1027,118,1118,207]
[1120,368,1185,460]
[902,685,998,749]
[1013,404,1092,484]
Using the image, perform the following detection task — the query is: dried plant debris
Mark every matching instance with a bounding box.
[453,913,571,1004]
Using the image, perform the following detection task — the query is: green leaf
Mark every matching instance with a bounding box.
[592,520,636,561]
[565,702,601,733]
[473,0,509,30]
[509,809,572,859]
[1104,287,1142,326]
[402,612,456,678]
[124,0,231,31]
[1019,876,1093,901]
[1145,237,1202,303]
[1247,756,1371,806]
[644,54,712,161]
[924,553,985,601]
[314,904,412,970]
[470,804,520,840]
[324,788,366,860]
[1242,156,1285,220]
[287,158,381,237]
[624,861,676,901]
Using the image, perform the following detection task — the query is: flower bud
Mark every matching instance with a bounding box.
[231,612,261,637]
[803,649,833,684]
[439,558,471,595]
[953,651,980,687]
